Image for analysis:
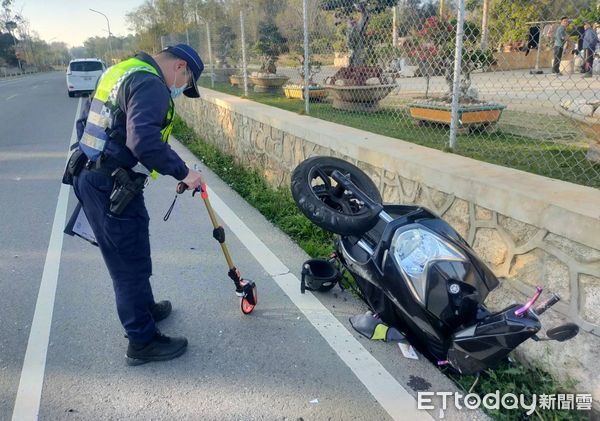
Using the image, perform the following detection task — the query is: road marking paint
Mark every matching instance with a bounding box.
[6,94,18,100]
[0,72,55,88]
[11,97,82,421]
[0,76,37,88]
[172,139,433,421]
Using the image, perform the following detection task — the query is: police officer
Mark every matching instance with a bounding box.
[73,44,205,365]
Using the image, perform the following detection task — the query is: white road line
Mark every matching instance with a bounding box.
[6,94,18,100]
[11,98,82,421]
[0,73,51,88]
[172,140,433,421]
[0,77,34,88]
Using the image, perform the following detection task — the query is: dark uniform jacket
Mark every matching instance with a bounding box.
[76,52,189,180]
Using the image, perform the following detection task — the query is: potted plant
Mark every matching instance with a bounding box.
[249,22,289,93]
[558,99,600,163]
[229,74,254,87]
[408,17,505,133]
[321,0,397,113]
[213,25,237,83]
[283,46,327,101]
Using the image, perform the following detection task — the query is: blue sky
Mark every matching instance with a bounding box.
[17,0,143,46]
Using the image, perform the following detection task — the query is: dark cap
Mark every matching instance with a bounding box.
[163,44,204,98]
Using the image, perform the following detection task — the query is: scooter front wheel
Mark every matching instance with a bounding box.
[291,156,382,236]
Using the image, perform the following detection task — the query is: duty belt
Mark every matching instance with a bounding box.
[86,154,126,177]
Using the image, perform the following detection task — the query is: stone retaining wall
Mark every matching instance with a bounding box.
[177,89,600,407]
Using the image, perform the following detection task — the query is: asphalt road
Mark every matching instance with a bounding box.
[0,72,485,420]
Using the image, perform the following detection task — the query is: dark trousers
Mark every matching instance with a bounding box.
[73,169,156,344]
[584,48,594,73]
[553,46,564,73]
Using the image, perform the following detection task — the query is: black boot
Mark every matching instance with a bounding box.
[150,300,172,322]
[126,331,188,366]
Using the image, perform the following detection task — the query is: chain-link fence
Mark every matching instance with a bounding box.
[165,0,600,188]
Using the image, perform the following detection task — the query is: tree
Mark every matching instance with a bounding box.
[0,31,17,66]
[1,0,22,67]
[321,0,397,67]
[82,34,138,63]
[126,0,169,53]
[252,21,288,73]
[395,0,437,37]
[69,46,87,59]
[214,24,236,65]
[126,0,236,59]
[486,0,593,49]
[410,15,493,101]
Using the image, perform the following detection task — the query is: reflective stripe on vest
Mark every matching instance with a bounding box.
[80,57,175,170]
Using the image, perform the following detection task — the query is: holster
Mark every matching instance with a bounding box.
[109,168,147,215]
[62,149,88,185]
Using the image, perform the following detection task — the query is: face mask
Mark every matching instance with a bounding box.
[170,71,187,99]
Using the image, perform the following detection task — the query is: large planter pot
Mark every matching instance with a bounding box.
[334,52,350,67]
[283,84,328,101]
[324,84,395,112]
[213,67,237,83]
[249,74,289,94]
[557,106,600,164]
[229,74,253,87]
[589,140,600,163]
[408,100,506,133]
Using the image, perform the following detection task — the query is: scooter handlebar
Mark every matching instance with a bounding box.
[534,293,560,316]
[514,286,543,317]
[330,170,383,213]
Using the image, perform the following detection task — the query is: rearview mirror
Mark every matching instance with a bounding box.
[546,323,579,342]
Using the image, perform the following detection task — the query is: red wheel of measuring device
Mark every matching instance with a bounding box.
[240,281,257,315]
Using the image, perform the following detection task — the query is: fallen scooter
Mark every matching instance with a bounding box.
[291,156,578,374]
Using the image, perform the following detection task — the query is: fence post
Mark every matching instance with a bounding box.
[449,0,465,150]
[303,0,310,114]
[392,2,398,47]
[480,0,490,50]
[240,10,249,97]
[206,22,214,88]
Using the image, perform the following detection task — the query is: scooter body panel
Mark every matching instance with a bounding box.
[448,305,541,374]
[335,204,517,370]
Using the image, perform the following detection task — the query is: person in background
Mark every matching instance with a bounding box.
[582,21,598,77]
[574,24,585,73]
[553,16,570,75]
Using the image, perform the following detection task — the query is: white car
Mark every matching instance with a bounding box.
[66,59,106,97]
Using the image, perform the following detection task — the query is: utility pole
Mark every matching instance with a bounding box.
[90,9,113,64]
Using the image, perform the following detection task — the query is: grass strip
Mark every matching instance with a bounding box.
[199,79,599,188]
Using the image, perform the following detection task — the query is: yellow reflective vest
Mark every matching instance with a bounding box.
[79,57,174,177]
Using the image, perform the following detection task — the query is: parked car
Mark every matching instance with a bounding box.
[66,59,105,97]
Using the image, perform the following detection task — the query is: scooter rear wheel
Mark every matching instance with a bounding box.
[291,156,382,236]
